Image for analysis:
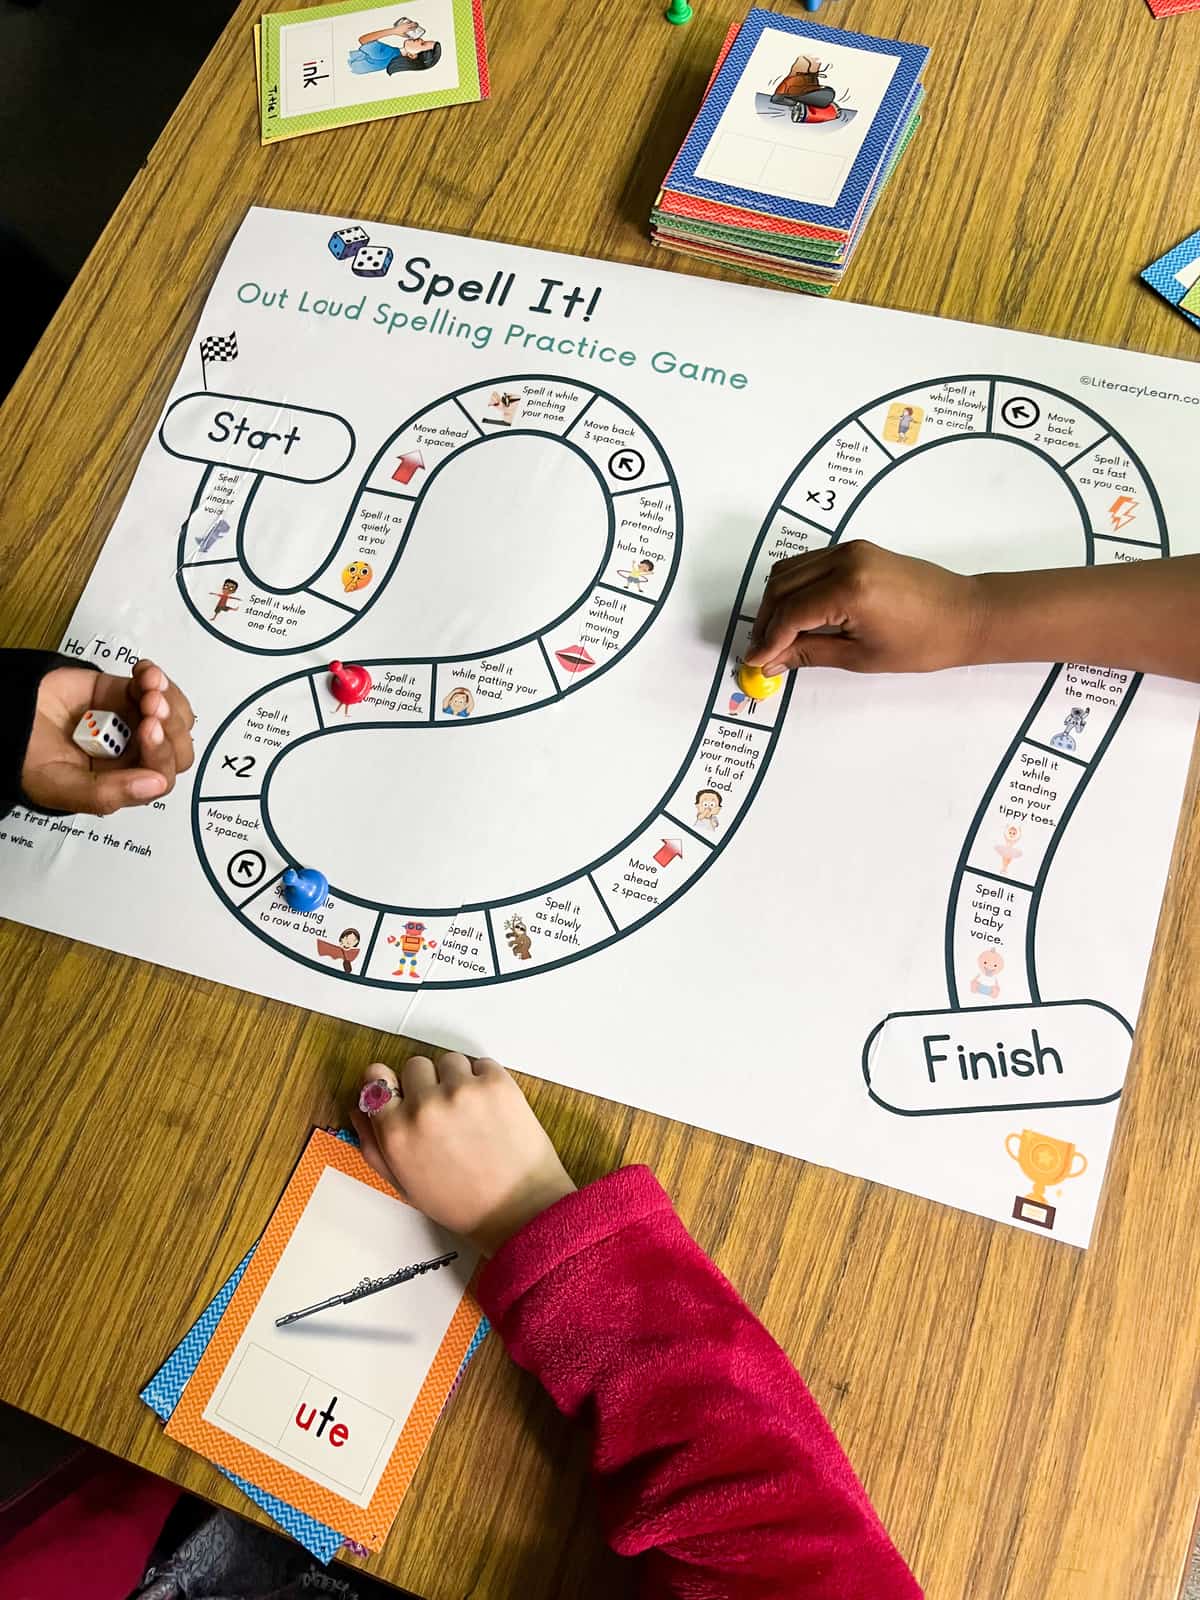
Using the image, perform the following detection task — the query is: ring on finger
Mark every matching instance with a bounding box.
[358,1079,400,1115]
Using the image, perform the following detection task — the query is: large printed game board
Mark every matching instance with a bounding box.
[3,206,1197,1246]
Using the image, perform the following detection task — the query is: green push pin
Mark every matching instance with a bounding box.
[665,0,693,22]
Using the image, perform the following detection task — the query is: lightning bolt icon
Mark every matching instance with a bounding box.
[1108,494,1138,532]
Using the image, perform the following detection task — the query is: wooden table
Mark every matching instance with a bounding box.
[2,3,1200,1596]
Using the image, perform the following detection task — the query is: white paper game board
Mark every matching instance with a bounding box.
[3,205,1197,1247]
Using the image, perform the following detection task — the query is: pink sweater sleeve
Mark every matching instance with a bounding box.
[476,1165,922,1599]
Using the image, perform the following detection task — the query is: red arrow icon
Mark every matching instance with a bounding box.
[392,450,425,486]
[653,838,683,868]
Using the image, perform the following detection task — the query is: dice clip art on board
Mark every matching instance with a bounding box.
[72,710,131,759]
[351,245,394,278]
[328,226,369,260]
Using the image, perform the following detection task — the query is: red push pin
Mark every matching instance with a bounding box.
[329,660,372,708]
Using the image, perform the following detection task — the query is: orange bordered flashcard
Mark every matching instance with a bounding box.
[166,1129,482,1549]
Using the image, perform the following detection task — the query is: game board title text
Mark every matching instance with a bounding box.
[395,257,603,322]
[235,278,751,390]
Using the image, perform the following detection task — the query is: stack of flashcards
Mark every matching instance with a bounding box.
[142,1129,484,1561]
[255,1,489,146]
[651,9,929,295]
[1143,229,1200,329]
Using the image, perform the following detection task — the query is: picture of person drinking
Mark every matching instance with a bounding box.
[348,17,442,75]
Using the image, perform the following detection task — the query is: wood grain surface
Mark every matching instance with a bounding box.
[1,3,1199,1597]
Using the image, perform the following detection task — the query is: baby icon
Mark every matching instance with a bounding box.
[970,948,1004,1000]
[994,824,1022,875]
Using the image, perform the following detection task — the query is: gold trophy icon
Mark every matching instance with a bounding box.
[1006,1129,1087,1230]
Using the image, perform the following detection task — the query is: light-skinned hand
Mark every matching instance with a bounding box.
[745,539,981,675]
[22,659,195,816]
[351,1054,576,1256]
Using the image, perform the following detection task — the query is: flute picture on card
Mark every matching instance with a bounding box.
[275,1250,459,1326]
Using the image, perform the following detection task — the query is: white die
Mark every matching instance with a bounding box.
[351,245,394,278]
[72,709,131,759]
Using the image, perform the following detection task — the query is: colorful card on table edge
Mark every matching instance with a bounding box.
[1141,229,1200,331]
[658,83,924,245]
[653,109,921,293]
[259,0,489,146]
[153,1128,485,1554]
[662,8,928,234]
[142,1245,488,1562]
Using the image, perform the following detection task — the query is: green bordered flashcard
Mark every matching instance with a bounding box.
[259,0,489,145]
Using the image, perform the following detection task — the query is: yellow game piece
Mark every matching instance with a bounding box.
[737,662,783,700]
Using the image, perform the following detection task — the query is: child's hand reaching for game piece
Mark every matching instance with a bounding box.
[746,542,1200,683]
[352,1055,576,1255]
[22,659,195,815]
[746,540,980,675]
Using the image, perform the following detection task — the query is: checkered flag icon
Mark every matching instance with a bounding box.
[199,332,239,364]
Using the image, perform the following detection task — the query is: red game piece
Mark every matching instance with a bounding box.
[328,660,372,705]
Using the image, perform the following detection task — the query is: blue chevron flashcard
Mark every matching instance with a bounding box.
[1141,229,1200,332]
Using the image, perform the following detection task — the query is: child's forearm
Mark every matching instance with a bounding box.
[748,543,1200,679]
[969,555,1200,680]
[478,1167,922,1599]
[0,649,76,818]
[354,1060,921,1594]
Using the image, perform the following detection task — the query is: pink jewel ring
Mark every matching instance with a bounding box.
[358,1079,400,1116]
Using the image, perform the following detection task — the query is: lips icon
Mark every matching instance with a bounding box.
[554,643,595,676]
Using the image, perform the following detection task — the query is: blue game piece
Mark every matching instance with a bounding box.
[281,867,329,913]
